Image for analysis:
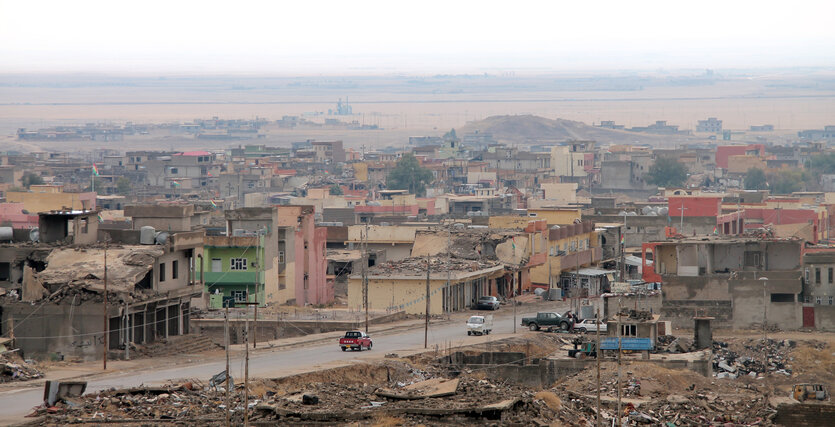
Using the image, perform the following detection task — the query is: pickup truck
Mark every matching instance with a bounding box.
[521,312,573,332]
[466,315,493,336]
[574,318,607,334]
[339,331,372,351]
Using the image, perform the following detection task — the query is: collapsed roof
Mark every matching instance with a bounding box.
[37,246,164,295]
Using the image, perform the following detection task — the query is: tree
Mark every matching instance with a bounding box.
[329,184,343,195]
[645,157,688,188]
[386,153,434,196]
[116,177,132,195]
[744,168,768,190]
[21,172,43,189]
[770,170,807,194]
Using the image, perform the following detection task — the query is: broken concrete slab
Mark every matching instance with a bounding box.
[375,377,460,400]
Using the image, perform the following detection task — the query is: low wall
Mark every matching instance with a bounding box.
[190,311,407,345]
[662,300,733,329]
[774,403,835,426]
[445,351,712,388]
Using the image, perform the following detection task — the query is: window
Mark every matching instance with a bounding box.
[211,258,222,272]
[0,262,10,281]
[816,296,822,305]
[80,218,88,234]
[172,260,178,279]
[230,258,247,271]
[278,251,285,264]
[771,293,794,303]
[829,268,833,284]
[816,268,821,284]
[830,296,834,306]
[170,168,178,174]
[620,324,637,336]
[159,262,166,282]
[744,251,761,267]
[231,290,247,302]
[805,268,810,282]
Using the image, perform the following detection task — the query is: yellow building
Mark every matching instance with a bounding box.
[347,259,504,315]
[352,162,369,182]
[530,221,601,289]
[526,208,582,225]
[7,185,97,213]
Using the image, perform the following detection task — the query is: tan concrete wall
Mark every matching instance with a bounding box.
[347,225,425,243]
[7,191,91,213]
[527,209,582,225]
[348,277,446,315]
[541,183,578,204]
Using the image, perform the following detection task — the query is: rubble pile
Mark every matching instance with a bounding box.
[27,383,236,424]
[369,256,499,275]
[713,338,796,379]
[0,354,43,382]
[556,361,780,425]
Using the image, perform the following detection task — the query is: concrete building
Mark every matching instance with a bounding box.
[642,237,803,330]
[6,186,97,214]
[347,258,505,315]
[696,118,723,133]
[0,211,204,360]
[346,224,430,261]
[224,206,330,306]
[801,247,835,329]
[203,235,265,309]
[311,140,346,163]
[597,152,654,194]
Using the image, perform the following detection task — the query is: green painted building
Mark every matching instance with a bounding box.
[203,235,265,308]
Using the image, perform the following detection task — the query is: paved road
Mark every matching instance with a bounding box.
[0,302,568,424]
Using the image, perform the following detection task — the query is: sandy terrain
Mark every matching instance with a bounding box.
[1,72,834,151]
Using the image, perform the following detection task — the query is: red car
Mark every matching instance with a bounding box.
[339,330,372,351]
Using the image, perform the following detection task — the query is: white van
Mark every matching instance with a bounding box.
[467,315,493,336]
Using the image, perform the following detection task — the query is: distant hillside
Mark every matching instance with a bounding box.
[457,115,694,147]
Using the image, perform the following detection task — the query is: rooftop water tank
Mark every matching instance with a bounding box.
[140,226,155,245]
[0,227,12,242]
[155,231,170,245]
[29,228,39,243]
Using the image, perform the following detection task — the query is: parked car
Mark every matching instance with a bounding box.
[466,315,493,336]
[521,312,573,331]
[474,296,500,310]
[339,330,372,351]
[574,318,607,334]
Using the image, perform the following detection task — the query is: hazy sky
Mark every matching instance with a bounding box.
[2,0,834,74]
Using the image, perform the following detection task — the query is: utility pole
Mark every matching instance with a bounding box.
[619,231,626,281]
[678,205,688,234]
[596,308,601,427]
[124,302,129,361]
[102,237,108,370]
[244,305,250,427]
[512,268,517,334]
[425,251,430,349]
[363,222,369,333]
[224,305,231,427]
[253,231,262,349]
[616,298,623,427]
[446,222,451,315]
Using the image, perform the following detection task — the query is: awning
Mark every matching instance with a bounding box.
[575,267,617,276]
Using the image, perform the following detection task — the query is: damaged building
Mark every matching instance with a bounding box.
[0,209,204,361]
[347,257,505,315]
[642,237,804,330]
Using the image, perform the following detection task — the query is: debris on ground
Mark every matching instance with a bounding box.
[0,353,43,382]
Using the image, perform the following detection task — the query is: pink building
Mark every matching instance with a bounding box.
[0,203,39,229]
[276,206,331,305]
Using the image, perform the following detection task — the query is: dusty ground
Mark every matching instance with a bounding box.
[2,73,834,152]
